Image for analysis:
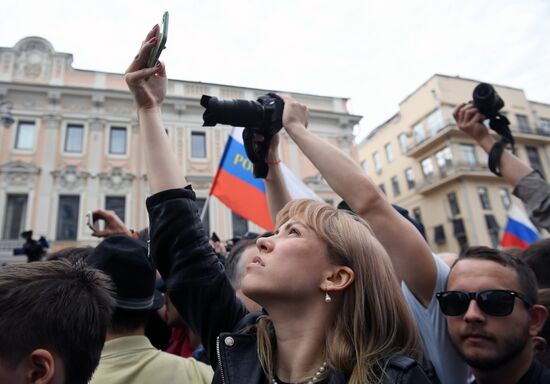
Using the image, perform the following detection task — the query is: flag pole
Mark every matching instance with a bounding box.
[200,194,211,222]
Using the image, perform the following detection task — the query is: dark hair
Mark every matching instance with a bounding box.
[0,260,115,384]
[109,308,151,333]
[522,239,550,289]
[225,238,257,289]
[45,246,94,263]
[451,246,539,305]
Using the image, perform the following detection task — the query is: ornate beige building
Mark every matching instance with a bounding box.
[0,36,361,260]
[358,74,550,254]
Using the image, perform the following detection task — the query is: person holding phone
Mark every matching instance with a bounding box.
[126,27,430,384]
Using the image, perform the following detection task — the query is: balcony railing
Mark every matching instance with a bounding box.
[416,160,492,193]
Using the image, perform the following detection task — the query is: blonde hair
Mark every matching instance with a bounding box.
[257,199,423,384]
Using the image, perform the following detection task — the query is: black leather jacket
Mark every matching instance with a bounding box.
[147,187,431,384]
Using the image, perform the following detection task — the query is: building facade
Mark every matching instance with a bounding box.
[358,74,550,254]
[0,36,361,259]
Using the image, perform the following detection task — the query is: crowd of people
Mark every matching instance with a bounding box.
[1,25,550,384]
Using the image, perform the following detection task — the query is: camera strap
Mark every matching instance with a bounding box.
[487,113,514,177]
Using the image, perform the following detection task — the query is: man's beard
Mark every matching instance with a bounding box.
[458,325,530,370]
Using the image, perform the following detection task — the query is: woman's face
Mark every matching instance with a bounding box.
[240,216,333,305]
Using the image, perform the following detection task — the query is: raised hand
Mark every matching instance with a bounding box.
[124,25,167,111]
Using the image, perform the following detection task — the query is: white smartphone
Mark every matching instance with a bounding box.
[86,211,96,231]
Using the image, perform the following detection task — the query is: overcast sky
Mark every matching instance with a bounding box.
[1,0,549,140]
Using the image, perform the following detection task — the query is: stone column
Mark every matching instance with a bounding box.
[35,114,61,238]
[85,118,106,231]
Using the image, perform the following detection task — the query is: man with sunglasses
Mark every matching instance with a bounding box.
[437,246,549,383]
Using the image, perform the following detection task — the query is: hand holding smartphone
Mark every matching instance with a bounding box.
[147,11,169,68]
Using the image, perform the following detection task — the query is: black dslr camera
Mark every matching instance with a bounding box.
[472,83,504,118]
[472,83,514,176]
[201,93,284,178]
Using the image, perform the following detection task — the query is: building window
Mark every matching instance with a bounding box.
[447,192,460,216]
[453,218,469,253]
[391,175,400,197]
[485,214,500,248]
[421,157,434,177]
[109,127,127,155]
[404,167,415,189]
[195,198,210,235]
[398,133,409,153]
[540,118,550,134]
[191,132,207,158]
[459,144,477,165]
[478,187,491,210]
[413,122,425,144]
[56,196,80,240]
[378,183,386,195]
[434,225,446,245]
[64,124,84,153]
[499,188,511,210]
[413,207,423,224]
[105,196,126,223]
[427,109,445,135]
[516,114,530,133]
[384,143,394,162]
[2,194,28,240]
[232,211,248,237]
[435,146,453,173]
[526,146,545,178]
[15,121,35,150]
[372,152,382,174]
[361,160,368,174]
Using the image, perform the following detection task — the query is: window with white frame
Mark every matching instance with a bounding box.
[413,122,425,144]
[478,187,491,210]
[398,133,409,153]
[405,167,415,189]
[64,124,84,153]
[15,121,35,150]
[191,132,207,158]
[391,175,400,197]
[373,152,382,174]
[2,194,28,240]
[435,146,453,172]
[109,127,127,155]
[499,188,511,210]
[384,143,394,162]
[540,118,550,133]
[105,196,126,223]
[427,108,445,135]
[516,114,530,133]
[421,157,434,177]
[232,211,248,237]
[56,195,80,240]
[459,144,477,165]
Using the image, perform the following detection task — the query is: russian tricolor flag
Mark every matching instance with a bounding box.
[500,204,540,249]
[210,128,321,231]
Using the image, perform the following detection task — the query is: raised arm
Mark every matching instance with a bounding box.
[124,26,185,193]
[125,27,248,364]
[454,103,533,186]
[279,96,436,306]
[455,103,550,231]
[264,133,293,220]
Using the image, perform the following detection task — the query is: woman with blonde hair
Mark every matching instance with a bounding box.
[127,26,429,383]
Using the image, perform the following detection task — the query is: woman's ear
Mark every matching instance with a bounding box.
[27,349,56,384]
[323,266,354,292]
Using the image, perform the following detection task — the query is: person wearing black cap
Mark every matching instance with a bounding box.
[87,236,213,384]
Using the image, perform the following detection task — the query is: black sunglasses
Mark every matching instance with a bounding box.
[436,289,532,317]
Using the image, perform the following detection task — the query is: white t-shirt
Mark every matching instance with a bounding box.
[402,255,468,384]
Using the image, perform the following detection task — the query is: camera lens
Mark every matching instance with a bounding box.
[473,83,504,117]
[201,95,265,127]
